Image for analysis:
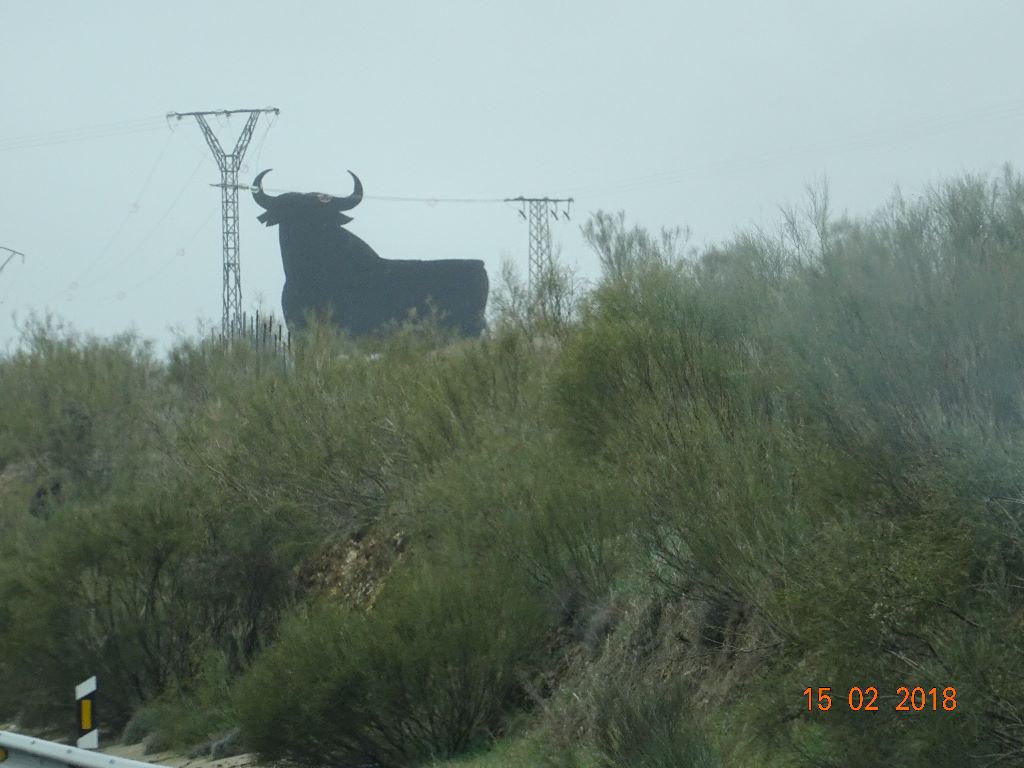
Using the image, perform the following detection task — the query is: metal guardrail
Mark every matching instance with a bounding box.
[0,731,164,768]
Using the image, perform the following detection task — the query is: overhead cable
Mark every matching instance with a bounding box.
[0,116,168,152]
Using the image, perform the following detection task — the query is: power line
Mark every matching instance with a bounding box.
[249,112,278,174]
[216,180,511,204]
[46,153,209,305]
[0,116,167,152]
[105,208,219,301]
[65,129,177,288]
[365,194,509,204]
[87,154,208,284]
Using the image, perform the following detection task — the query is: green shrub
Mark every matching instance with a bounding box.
[558,177,1024,763]
[413,433,638,618]
[0,316,163,492]
[589,676,718,768]
[236,559,552,767]
[554,243,824,623]
[0,486,204,726]
[126,650,238,753]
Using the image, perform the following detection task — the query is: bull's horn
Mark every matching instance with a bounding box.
[252,169,276,209]
[334,171,363,211]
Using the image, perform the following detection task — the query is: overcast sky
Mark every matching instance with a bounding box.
[2,1,1023,353]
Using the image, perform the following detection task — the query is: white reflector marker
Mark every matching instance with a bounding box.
[75,676,98,749]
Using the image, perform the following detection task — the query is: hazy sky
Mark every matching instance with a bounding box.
[2,1,1023,352]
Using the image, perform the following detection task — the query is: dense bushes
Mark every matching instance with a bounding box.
[413,434,638,616]
[552,172,1024,765]
[236,559,552,767]
[1,169,1022,765]
[588,678,718,768]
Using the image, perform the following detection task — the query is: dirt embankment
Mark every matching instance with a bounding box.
[101,742,258,768]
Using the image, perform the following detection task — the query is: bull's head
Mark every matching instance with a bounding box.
[252,169,364,227]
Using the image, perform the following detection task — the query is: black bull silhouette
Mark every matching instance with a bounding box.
[252,170,489,337]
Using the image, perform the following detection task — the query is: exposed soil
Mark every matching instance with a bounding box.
[101,742,257,768]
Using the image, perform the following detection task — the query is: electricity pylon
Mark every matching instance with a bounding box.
[168,108,279,336]
[505,195,573,317]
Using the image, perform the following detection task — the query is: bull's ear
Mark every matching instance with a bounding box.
[257,211,273,225]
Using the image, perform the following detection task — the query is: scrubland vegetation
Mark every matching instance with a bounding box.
[1,169,1023,766]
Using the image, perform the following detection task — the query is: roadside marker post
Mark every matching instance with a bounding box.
[75,676,98,749]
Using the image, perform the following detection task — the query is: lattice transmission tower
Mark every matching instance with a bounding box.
[506,195,574,316]
[168,108,279,336]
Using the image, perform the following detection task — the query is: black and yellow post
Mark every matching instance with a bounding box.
[75,676,98,749]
